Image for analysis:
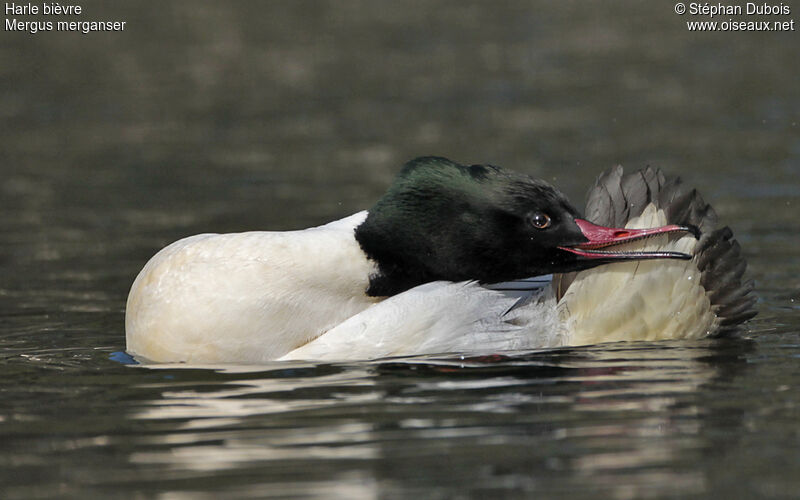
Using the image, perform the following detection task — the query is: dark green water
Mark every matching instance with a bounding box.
[1,1,798,498]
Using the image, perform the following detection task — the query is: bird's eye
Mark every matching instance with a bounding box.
[530,213,551,229]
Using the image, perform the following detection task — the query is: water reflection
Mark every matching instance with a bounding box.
[125,340,752,498]
[2,0,797,497]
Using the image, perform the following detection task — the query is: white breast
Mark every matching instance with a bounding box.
[556,203,718,345]
[125,212,379,363]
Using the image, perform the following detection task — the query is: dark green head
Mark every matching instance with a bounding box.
[355,156,696,297]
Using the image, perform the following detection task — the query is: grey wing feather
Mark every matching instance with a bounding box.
[485,275,552,316]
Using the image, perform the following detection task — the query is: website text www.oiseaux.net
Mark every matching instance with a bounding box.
[677,2,795,31]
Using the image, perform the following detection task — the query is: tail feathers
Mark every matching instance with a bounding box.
[567,165,756,334]
[695,228,757,329]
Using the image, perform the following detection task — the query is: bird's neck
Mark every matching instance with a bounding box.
[362,262,431,297]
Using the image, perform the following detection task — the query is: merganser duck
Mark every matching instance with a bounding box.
[125,157,755,363]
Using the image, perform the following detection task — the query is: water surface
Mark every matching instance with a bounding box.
[1,1,798,498]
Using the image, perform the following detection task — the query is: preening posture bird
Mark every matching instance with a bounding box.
[125,157,756,363]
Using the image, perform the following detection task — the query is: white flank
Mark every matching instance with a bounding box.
[280,281,560,361]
